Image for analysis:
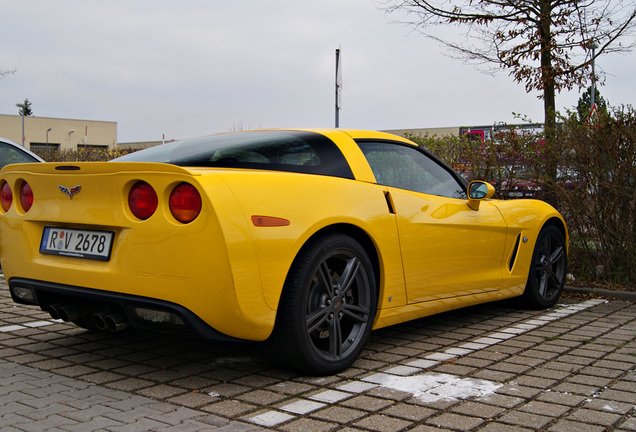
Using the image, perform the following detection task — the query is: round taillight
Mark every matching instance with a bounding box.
[1,182,12,212]
[20,182,34,212]
[128,181,158,220]
[169,183,201,223]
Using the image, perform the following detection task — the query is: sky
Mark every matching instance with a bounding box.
[1,0,634,143]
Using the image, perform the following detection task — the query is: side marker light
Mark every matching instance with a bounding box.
[251,215,290,227]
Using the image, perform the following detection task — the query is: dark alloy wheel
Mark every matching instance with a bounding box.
[271,233,377,375]
[523,224,568,308]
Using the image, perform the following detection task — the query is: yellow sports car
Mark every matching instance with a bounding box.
[0,129,567,374]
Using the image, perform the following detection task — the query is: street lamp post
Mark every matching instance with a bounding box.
[587,41,599,108]
[15,103,26,147]
[46,128,52,145]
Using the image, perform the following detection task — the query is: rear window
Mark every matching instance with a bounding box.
[115,130,354,179]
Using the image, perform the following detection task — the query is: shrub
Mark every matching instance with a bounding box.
[553,106,636,286]
[40,147,138,162]
[404,110,636,288]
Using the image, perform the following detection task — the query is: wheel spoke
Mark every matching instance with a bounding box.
[548,269,561,287]
[342,303,369,323]
[339,257,361,296]
[328,315,343,357]
[306,306,330,334]
[549,246,564,266]
[316,261,335,297]
[541,235,552,257]
[538,272,550,297]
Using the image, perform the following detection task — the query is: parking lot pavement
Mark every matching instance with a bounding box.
[0,277,634,432]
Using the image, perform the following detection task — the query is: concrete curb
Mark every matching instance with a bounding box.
[564,285,636,301]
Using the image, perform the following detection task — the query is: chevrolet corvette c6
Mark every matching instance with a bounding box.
[0,129,568,374]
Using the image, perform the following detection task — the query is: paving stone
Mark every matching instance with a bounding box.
[498,410,554,429]
[610,380,636,392]
[472,369,516,382]
[619,416,636,431]
[495,384,543,399]
[451,401,506,419]
[518,400,570,417]
[236,389,288,405]
[354,414,413,432]
[548,419,607,432]
[479,393,525,409]
[427,412,485,431]
[266,381,317,396]
[279,417,338,432]
[104,377,154,392]
[364,386,413,401]
[202,399,258,417]
[137,384,188,399]
[554,382,602,397]
[580,366,624,379]
[478,423,534,432]
[511,375,557,388]
[597,389,636,404]
[310,406,367,424]
[279,399,326,415]
[381,402,436,421]
[566,408,623,426]
[341,395,394,412]
[567,374,613,387]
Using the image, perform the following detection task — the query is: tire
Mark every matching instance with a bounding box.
[522,225,568,309]
[271,233,377,375]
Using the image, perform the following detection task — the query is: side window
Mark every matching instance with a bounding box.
[358,141,466,199]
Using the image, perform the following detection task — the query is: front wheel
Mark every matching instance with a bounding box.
[271,233,377,375]
[523,225,568,308]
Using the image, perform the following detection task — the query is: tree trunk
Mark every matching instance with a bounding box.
[540,0,559,206]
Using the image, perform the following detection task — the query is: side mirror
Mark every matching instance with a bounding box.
[467,181,496,211]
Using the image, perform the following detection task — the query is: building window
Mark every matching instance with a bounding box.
[77,145,108,151]
[29,143,60,159]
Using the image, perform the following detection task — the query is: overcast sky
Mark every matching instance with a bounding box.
[1,0,634,143]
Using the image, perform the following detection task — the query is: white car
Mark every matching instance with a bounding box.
[0,137,44,170]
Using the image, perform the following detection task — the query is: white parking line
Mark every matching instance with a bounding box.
[246,298,607,427]
[0,319,59,333]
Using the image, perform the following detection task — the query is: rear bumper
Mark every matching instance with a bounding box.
[8,277,241,342]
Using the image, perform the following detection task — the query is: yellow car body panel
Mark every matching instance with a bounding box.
[1,163,271,339]
[0,129,567,346]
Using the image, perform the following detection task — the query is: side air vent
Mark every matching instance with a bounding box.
[55,166,81,171]
[384,191,396,214]
[509,233,521,271]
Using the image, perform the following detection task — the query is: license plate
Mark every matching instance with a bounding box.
[40,226,114,261]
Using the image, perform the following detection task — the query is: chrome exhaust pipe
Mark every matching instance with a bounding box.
[57,304,80,322]
[93,313,129,332]
[104,314,129,332]
[48,304,81,322]
[93,313,108,331]
[47,304,61,320]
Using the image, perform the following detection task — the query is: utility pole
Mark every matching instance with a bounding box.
[335,48,342,128]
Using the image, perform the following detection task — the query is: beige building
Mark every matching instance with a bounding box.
[382,126,461,139]
[0,114,117,155]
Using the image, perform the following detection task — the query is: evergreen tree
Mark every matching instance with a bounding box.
[577,86,608,124]
[18,98,33,116]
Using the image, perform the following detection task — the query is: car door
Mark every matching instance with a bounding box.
[358,141,508,302]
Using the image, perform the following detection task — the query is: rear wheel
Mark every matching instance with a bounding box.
[271,233,377,375]
[523,225,567,308]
